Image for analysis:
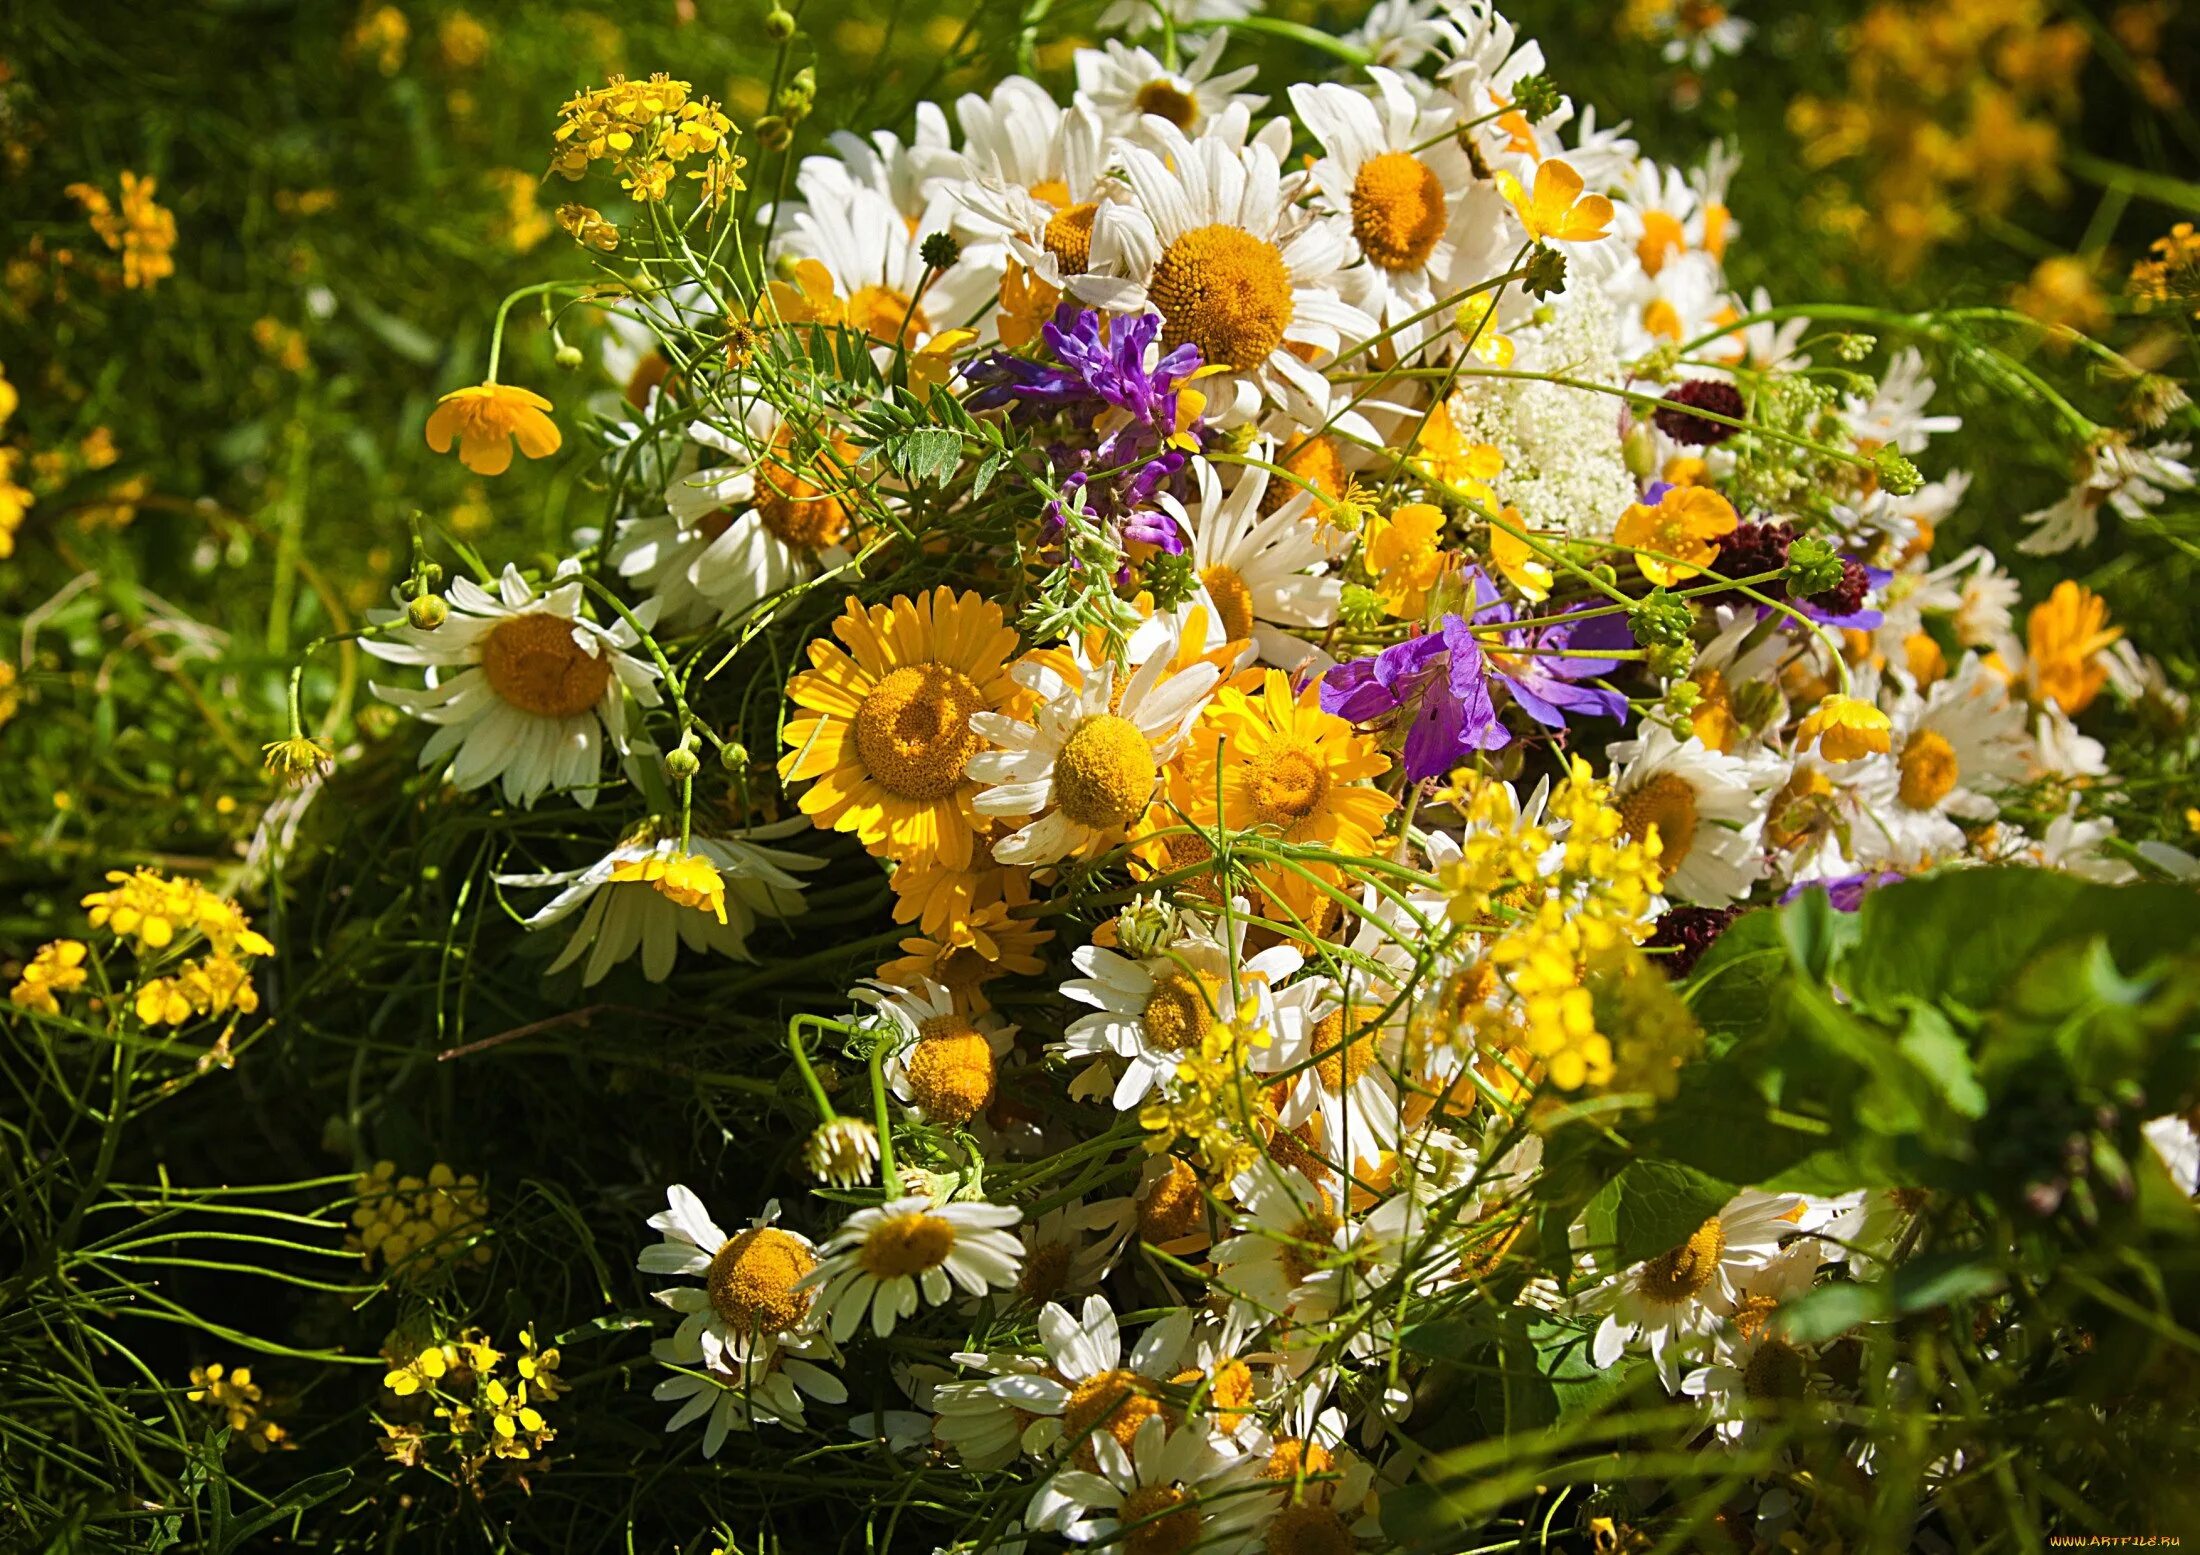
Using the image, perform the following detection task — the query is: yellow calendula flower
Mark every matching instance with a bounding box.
[425,383,562,476]
[609,848,728,923]
[2025,579,2121,716]
[1612,483,1738,587]
[1362,503,1457,620]
[1797,693,1892,763]
[11,939,90,1016]
[1493,158,1614,245]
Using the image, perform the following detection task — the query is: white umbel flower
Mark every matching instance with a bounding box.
[803,1195,1024,1341]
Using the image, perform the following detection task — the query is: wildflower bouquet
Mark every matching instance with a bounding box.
[12,3,2200,1550]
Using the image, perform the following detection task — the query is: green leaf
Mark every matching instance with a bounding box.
[886,427,963,486]
[214,1469,352,1554]
[1895,1002,1986,1119]
[1681,907,1786,1051]
[1585,1160,1735,1265]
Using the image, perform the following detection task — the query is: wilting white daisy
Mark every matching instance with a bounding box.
[650,1332,847,1451]
[1589,1189,1803,1387]
[934,1350,1051,1470]
[1291,69,1473,342]
[1161,457,1341,672]
[1013,1197,1130,1310]
[1072,33,1264,143]
[1852,655,2029,867]
[2018,433,2194,555]
[640,1187,822,1368]
[969,633,1219,865]
[1213,1161,1355,1322]
[861,978,1017,1129]
[365,562,661,808]
[1607,721,1782,905]
[1075,120,1374,429]
[803,1195,1024,1341]
[1026,1413,1267,1552]
[1058,908,1302,1111]
[497,825,817,986]
[986,1295,1195,1466]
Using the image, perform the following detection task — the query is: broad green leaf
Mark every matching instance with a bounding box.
[1585,1160,1736,1265]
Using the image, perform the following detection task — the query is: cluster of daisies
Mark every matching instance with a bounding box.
[344,0,2198,1545]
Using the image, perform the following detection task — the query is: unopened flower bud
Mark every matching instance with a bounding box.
[1523,245,1569,300]
[1833,332,1877,362]
[1626,588,1695,648]
[919,231,963,271]
[554,343,584,371]
[720,739,750,773]
[762,6,796,41]
[1114,894,1175,960]
[1783,535,1844,597]
[755,115,792,152]
[1510,72,1563,124]
[664,744,701,781]
[1622,420,1660,480]
[1648,640,1695,680]
[1873,446,1923,496]
[408,593,450,631]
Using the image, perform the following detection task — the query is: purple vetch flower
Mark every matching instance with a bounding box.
[1778,870,1904,911]
[1462,568,1633,727]
[1321,615,1509,783]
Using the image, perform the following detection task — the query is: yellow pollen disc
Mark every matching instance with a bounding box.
[1350,150,1448,272]
[1029,177,1072,210]
[1310,1007,1377,1094]
[1018,1239,1075,1302]
[1262,437,1346,517]
[705,1226,817,1336]
[757,433,853,553]
[1637,1216,1726,1306]
[1266,1501,1354,1555]
[857,1211,958,1279]
[1055,713,1158,830]
[1200,563,1257,644]
[1742,1337,1808,1402]
[1062,1369,1160,1469]
[1262,1436,1337,1484]
[480,613,613,719]
[905,1013,995,1124]
[1142,969,1221,1053]
[1617,773,1699,875]
[1150,223,1294,371]
[1171,1358,1254,1431]
[1731,1291,1778,1345]
[848,283,930,347]
[1249,741,1331,832]
[1267,1123,1326,1183]
[1897,728,1959,810]
[1133,79,1200,131]
[853,663,987,801]
[1139,1157,1206,1245]
[1280,1209,1343,1287]
[1043,201,1099,275]
[1119,1483,1200,1555]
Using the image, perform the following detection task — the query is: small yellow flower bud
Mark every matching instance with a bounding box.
[408,593,450,631]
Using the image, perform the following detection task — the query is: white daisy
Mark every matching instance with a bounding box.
[1013,1197,1129,1309]
[1261,977,1405,1179]
[1589,1189,1804,1387]
[2018,433,2194,555]
[1093,0,1255,39]
[1075,120,1375,429]
[771,166,996,352]
[1852,655,2029,866]
[498,825,817,986]
[1161,456,1340,672]
[365,562,661,808]
[1058,908,1303,1111]
[1679,1242,1837,1446]
[1026,1413,1266,1553]
[1607,721,1782,906]
[650,1331,848,1450]
[1071,32,1264,144]
[1213,1161,1355,1323]
[1844,347,1960,455]
[986,1295,1194,1466]
[640,1187,821,1368]
[803,1194,1024,1341]
[861,978,1017,1129]
[945,84,1116,295]
[1345,0,1464,70]
[969,628,1220,865]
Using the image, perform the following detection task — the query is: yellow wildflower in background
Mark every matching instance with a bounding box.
[379,1326,558,1480]
[11,940,90,1016]
[424,383,561,476]
[349,1161,492,1281]
[136,952,261,1027]
[556,203,619,252]
[2012,255,2108,338]
[551,74,737,205]
[2025,579,2121,715]
[66,171,176,290]
[349,4,410,75]
[82,868,274,958]
[438,9,490,69]
[1613,483,1737,586]
[2128,221,2200,319]
[187,1363,290,1453]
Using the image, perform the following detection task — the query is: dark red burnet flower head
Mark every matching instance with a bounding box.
[1654,379,1747,445]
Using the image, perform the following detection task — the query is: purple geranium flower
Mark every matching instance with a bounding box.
[1461,568,1633,727]
[1321,615,1509,783]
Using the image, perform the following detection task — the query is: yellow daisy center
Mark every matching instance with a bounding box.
[1139,1157,1207,1245]
[1618,773,1699,875]
[1055,713,1158,830]
[1018,1238,1075,1302]
[1142,969,1221,1053]
[1350,149,1448,272]
[904,1013,996,1124]
[757,433,853,553]
[1133,79,1200,131]
[1063,1369,1161,1469]
[848,283,929,347]
[1172,1358,1254,1432]
[1043,201,1099,276]
[1311,1007,1378,1094]
[480,613,613,719]
[1897,728,1959,811]
[853,663,988,800]
[1200,563,1257,644]
[857,1211,958,1279]
[1637,1216,1727,1306]
[1262,436,1346,517]
[1742,1337,1809,1402]
[1248,740,1331,832]
[704,1226,816,1336]
[1119,1484,1200,1555]
[1151,223,1294,371]
[1266,1502,1354,1555]
[1262,1436,1337,1484]
[1280,1208,1343,1287]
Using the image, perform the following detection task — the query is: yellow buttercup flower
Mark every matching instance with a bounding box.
[425,383,562,476]
[909,328,977,401]
[1363,503,1458,619]
[779,588,1021,870]
[1797,694,1892,763]
[2025,579,2121,715]
[1488,515,1553,602]
[1493,158,1614,245]
[1612,484,1738,587]
[609,849,728,923]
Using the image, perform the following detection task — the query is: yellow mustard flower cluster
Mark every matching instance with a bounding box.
[64,171,177,290]
[2129,221,2200,321]
[348,1160,492,1281]
[379,1328,562,1483]
[1138,1020,1270,1179]
[77,868,275,1029]
[550,74,743,205]
[10,939,90,1016]
[0,361,28,558]
[186,1362,290,1453]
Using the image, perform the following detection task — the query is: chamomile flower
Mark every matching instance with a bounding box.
[1072,33,1264,143]
[968,634,1220,865]
[1678,1242,1836,1446]
[1163,457,1343,673]
[1093,0,1255,39]
[986,1295,1194,1466]
[1262,982,1405,1178]
[1075,119,1375,429]
[1607,721,1782,906]
[2017,433,2193,556]
[1589,1189,1804,1387]
[771,172,994,352]
[1213,1162,1355,1322]
[1013,1198,1128,1308]
[944,83,1116,296]
[1026,1413,1267,1553]
[498,826,817,985]
[650,1331,848,1451]
[1058,908,1303,1111]
[641,1188,821,1367]
[862,978,1017,1128]
[803,1195,1025,1341]
[1852,656,2030,867]
[365,562,661,808]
